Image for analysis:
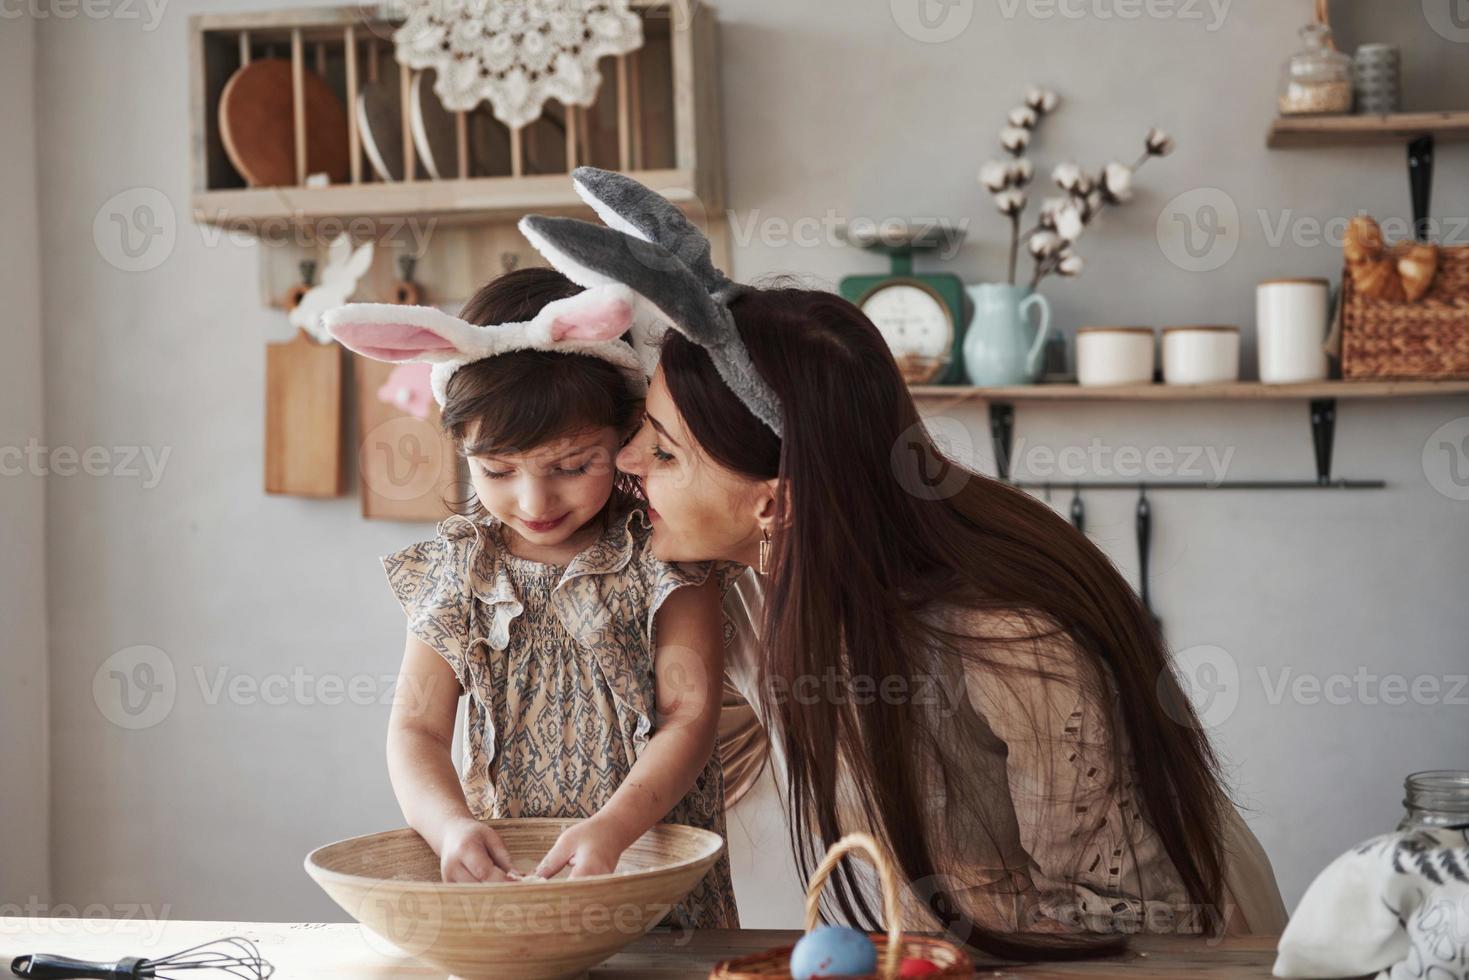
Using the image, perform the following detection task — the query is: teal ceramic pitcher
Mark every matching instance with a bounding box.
[962,283,1052,385]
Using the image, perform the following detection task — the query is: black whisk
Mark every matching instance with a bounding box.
[11,936,274,980]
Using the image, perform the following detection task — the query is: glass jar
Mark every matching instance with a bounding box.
[1396,770,1469,831]
[1278,23,1353,116]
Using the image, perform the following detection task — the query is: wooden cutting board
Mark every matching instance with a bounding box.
[264,328,344,497]
[354,357,462,522]
[220,58,350,187]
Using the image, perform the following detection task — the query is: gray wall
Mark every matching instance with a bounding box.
[1,13,51,909]
[14,0,1469,928]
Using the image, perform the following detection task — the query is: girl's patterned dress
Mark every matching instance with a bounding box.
[382,504,740,929]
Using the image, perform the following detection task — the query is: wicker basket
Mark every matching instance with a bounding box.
[709,833,973,979]
[1340,244,1469,380]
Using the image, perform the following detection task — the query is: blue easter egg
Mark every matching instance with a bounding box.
[789,925,877,979]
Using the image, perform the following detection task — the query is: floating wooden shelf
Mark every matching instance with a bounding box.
[1266,111,1469,149]
[911,380,1469,402]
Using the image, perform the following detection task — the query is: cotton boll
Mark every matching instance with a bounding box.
[1055,204,1085,242]
[1008,106,1039,129]
[1009,159,1034,187]
[1038,196,1066,229]
[1028,230,1062,257]
[994,189,1028,217]
[1000,126,1031,154]
[979,160,1011,192]
[1052,162,1082,192]
[1102,162,1134,203]
[1146,127,1176,156]
[1026,86,1061,113]
[1059,255,1085,277]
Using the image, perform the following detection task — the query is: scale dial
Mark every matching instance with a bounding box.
[858,280,955,383]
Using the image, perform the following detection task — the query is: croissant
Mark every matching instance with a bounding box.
[1354,256,1406,301]
[1396,243,1439,302]
[1342,215,1438,302]
[1344,216,1385,266]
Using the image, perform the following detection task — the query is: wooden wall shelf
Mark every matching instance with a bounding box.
[191,169,706,230]
[910,380,1469,403]
[1266,111,1469,148]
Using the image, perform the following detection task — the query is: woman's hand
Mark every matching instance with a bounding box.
[533,814,634,880]
[439,816,518,883]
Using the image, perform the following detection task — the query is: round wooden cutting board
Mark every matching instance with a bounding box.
[220,58,350,187]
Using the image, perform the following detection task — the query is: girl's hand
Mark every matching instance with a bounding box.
[533,815,633,880]
[439,816,518,883]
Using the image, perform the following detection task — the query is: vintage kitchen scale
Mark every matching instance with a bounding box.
[839,221,968,385]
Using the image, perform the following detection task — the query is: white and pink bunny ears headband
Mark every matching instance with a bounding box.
[322,283,647,407]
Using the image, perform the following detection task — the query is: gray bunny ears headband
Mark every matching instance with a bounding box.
[519,167,785,437]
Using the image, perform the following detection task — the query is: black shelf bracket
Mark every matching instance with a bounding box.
[982,396,1383,490]
[1310,398,1337,485]
[989,402,1015,482]
[1409,134,1434,243]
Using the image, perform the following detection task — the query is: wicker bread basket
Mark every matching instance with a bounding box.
[1340,244,1469,379]
[709,833,973,979]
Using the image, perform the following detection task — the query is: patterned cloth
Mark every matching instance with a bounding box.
[382,505,740,929]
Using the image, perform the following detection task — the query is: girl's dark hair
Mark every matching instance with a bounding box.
[660,287,1228,960]
[440,266,642,519]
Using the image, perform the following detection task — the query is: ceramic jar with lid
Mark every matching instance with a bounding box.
[1076,327,1156,387]
[1162,326,1240,385]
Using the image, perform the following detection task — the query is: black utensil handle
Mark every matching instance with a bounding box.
[1136,489,1152,611]
[11,954,147,979]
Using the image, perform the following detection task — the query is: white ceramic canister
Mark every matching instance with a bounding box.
[1076,327,1157,387]
[1256,278,1331,383]
[1162,325,1240,385]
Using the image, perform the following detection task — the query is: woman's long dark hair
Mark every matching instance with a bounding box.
[660,286,1228,960]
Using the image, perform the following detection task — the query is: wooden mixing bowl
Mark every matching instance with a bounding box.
[305,818,724,980]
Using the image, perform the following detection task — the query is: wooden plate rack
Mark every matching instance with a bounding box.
[186,2,727,306]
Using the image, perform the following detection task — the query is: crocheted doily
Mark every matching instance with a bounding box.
[391,0,644,129]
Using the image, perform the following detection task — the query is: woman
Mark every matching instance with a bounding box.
[613,285,1288,958]
[520,166,1286,959]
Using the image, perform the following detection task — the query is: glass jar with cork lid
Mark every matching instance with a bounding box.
[1279,20,1353,116]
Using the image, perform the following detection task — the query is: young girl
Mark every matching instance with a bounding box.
[324,267,738,929]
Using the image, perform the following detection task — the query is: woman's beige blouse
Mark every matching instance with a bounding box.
[720,567,1287,938]
[382,506,740,929]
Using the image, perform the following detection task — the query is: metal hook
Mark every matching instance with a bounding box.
[1136,484,1160,630]
[396,253,418,283]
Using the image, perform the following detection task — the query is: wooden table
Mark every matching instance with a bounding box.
[0,917,1281,978]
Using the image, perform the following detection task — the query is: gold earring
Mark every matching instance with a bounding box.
[758,528,771,575]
